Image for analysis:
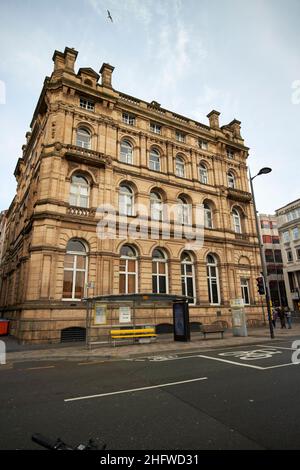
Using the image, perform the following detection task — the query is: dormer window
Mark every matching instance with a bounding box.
[79,97,94,111]
[122,112,136,126]
[150,122,162,134]
[176,131,185,143]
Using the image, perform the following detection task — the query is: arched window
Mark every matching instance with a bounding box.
[149,149,161,171]
[76,127,91,149]
[181,251,196,304]
[119,245,138,294]
[119,184,134,216]
[227,171,235,188]
[232,208,242,234]
[206,254,220,305]
[204,203,213,229]
[175,156,185,177]
[199,164,208,184]
[150,191,163,221]
[152,249,168,294]
[69,174,90,208]
[63,239,88,300]
[177,196,191,225]
[120,139,133,164]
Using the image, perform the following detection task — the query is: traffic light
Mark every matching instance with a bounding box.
[256,276,265,295]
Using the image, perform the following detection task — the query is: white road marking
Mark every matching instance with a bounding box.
[256,344,298,351]
[263,363,300,370]
[196,354,264,370]
[64,377,208,402]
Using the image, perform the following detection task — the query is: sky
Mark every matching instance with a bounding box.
[0,0,299,214]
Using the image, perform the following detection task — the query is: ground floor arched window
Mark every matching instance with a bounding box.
[181,251,196,304]
[119,244,138,294]
[152,248,168,294]
[63,239,88,300]
[206,254,220,305]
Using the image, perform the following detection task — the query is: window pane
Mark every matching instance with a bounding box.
[186,264,192,274]
[152,262,157,274]
[152,276,157,293]
[64,254,74,269]
[80,196,88,208]
[128,274,136,293]
[67,240,86,252]
[119,259,126,271]
[76,255,86,270]
[159,276,167,294]
[69,194,77,206]
[211,281,219,304]
[181,278,186,296]
[210,266,216,277]
[119,274,126,293]
[159,262,166,274]
[244,287,250,305]
[75,271,85,298]
[127,260,136,272]
[63,271,73,298]
[186,277,194,300]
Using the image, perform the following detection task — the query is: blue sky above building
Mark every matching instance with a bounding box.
[0,0,299,213]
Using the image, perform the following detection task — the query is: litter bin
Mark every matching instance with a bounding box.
[0,319,10,336]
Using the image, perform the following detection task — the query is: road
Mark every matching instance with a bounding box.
[1,338,300,450]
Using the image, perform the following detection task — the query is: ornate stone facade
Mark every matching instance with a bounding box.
[0,47,264,343]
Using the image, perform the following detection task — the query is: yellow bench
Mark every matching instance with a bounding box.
[110,327,157,346]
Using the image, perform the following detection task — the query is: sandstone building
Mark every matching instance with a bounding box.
[0,47,264,343]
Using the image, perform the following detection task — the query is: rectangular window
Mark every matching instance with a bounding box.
[260,220,270,229]
[274,250,283,263]
[296,247,300,260]
[241,279,250,305]
[287,250,293,262]
[272,236,280,244]
[226,148,234,159]
[150,123,161,134]
[176,131,185,142]
[282,231,290,243]
[80,97,94,111]
[265,250,274,263]
[293,227,299,240]
[122,112,136,126]
[199,139,208,150]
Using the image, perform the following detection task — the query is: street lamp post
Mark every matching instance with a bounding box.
[249,167,275,339]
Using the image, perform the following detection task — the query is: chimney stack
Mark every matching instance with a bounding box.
[52,47,78,74]
[99,63,115,88]
[207,110,220,129]
[228,119,242,138]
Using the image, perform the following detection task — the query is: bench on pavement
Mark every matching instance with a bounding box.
[110,327,157,346]
[201,324,225,339]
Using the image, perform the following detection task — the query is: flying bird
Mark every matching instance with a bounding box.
[107,10,113,22]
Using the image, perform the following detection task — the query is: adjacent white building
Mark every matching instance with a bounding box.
[276,199,300,311]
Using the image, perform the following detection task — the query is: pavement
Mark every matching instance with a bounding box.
[1,323,300,364]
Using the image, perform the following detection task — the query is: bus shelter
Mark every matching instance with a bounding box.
[84,293,190,349]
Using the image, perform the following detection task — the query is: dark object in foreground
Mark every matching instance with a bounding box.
[32,433,106,450]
